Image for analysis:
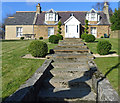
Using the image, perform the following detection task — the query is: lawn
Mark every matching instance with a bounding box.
[86,38,119,93]
[2,39,57,100]
[86,38,119,54]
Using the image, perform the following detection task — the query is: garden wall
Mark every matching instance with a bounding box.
[110,30,120,38]
[4,59,53,102]
[90,61,120,102]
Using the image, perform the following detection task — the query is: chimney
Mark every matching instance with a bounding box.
[36,3,41,14]
[103,2,110,23]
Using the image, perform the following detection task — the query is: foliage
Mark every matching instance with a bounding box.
[81,33,87,40]
[39,37,43,40]
[101,36,104,38]
[84,20,89,34]
[49,35,59,44]
[110,8,120,31]
[57,20,62,34]
[57,34,63,40]
[97,40,112,55]
[84,34,95,42]
[20,37,24,40]
[28,40,48,57]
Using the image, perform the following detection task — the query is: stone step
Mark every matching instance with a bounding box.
[57,45,88,49]
[37,87,96,102]
[51,62,88,68]
[49,75,92,88]
[51,53,93,59]
[59,41,85,45]
[50,69,91,78]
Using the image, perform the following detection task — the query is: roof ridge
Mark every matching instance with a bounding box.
[16,11,36,12]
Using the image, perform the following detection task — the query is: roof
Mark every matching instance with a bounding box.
[36,11,110,25]
[5,12,36,25]
[5,10,110,25]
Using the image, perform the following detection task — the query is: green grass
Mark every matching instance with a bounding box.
[86,38,119,93]
[2,39,57,100]
[86,38,119,54]
[94,57,119,92]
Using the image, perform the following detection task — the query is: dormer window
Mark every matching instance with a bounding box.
[86,8,100,22]
[45,9,58,22]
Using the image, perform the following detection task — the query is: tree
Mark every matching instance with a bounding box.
[110,8,120,31]
[57,20,62,35]
[84,20,89,34]
[92,1,113,15]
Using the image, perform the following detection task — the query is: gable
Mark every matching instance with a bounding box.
[64,16,80,25]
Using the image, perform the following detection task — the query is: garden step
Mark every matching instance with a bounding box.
[49,75,92,88]
[37,87,96,102]
[51,62,88,68]
[57,44,88,49]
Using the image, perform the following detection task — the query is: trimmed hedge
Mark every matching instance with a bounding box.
[57,34,63,40]
[97,40,112,55]
[81,33,87,40]
[20,37,24,40]
[49,35,59,44]
[84,34,95,42]
[39,37,43,40]
[28,40,48,57]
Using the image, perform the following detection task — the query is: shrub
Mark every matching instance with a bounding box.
[81,33,87,40]
[101,36,104,38]
[20,37,24,40]
[84,34,96,42]
[28,40,48,57]
[39,37,43,40]
[97,40,112,55]
[49,35,59,44]
[57,34,63,40]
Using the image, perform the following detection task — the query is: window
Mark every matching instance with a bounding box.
[77,25,78,33]
[91,13,95,21]
[66,25,67,33]
[48,27,54,37]
[49,13,53,21]
[16,27,23,37]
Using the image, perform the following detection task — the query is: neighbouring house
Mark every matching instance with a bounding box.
[5,2,111,39]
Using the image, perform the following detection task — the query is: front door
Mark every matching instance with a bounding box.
[68,25,77,38]
[48,27,54,37]
[91,27,97,37]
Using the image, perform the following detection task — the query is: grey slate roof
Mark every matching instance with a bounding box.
[5,12,36,25]
[5,11,110,25]
[36,11,110,25]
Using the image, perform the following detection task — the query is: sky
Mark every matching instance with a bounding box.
[1,2,119,23]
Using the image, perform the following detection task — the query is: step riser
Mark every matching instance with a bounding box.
[57,46,88,49]
[55,51,89,54]
[50,71,91,77]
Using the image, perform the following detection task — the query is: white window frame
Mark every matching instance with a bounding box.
[49,13,53,21]
[91,13,96,21]
[16,27,23,37]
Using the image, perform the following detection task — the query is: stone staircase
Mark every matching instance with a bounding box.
[37,39,97,102]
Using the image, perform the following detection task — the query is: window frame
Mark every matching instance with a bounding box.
[16,27,23,37]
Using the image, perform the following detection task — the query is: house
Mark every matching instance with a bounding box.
[5,2,111,39]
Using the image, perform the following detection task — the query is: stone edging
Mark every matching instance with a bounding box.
[88,60,120,102]
[4,59,53,102]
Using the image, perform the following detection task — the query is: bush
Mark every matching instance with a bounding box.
[57,34,63,40]
[39,37,43,40]
[84,34,96,42]
[28,40,48,57]
[81,33,87,40]
[101,36,104,38]
[49,35,59,44]
[97,40,112,55]
[20,37,24,40]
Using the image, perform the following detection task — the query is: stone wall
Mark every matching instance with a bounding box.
[5,25,34,40]
[4,59,53,102]
[34,25,65,39]
[89,60,120,102]
[110,30,120,38]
